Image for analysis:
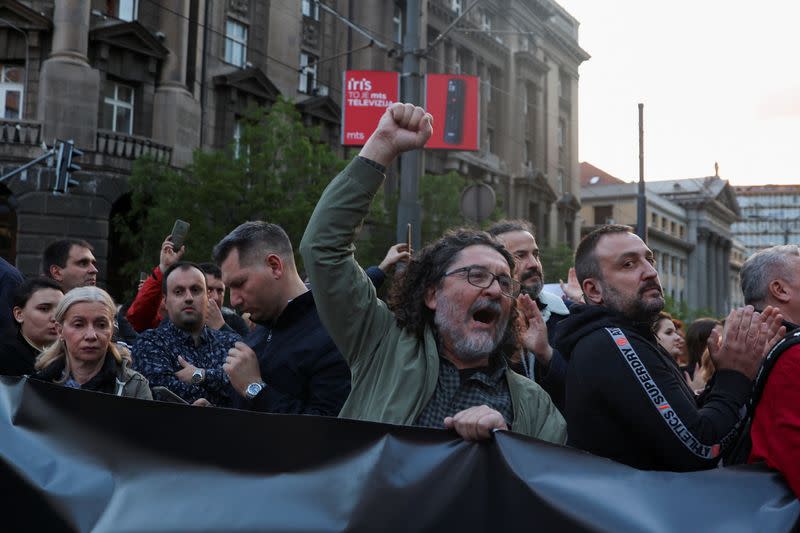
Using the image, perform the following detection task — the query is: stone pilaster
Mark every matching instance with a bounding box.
[37,0,99,148]
[152,0,201,167]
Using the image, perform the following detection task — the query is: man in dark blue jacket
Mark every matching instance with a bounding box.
[213,221,350,416]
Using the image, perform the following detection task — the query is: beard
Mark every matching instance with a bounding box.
[601,280,664,322]
[519,268,544,299]
[433,295,508,364]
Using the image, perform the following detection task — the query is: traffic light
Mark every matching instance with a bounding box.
[54,140,82,194]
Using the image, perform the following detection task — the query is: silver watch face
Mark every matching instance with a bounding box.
[191,369,203,384]
[246,382,263,398]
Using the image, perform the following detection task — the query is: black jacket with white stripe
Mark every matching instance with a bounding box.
[554,304,751,471]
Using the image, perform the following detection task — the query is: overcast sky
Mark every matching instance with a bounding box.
[556,0,800,185]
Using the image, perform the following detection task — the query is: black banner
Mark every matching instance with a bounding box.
[1,376,797,532]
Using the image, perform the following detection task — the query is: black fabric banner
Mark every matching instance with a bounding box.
[1,376,798,532]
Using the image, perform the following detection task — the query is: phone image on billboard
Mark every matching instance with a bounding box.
[443,79,465,145]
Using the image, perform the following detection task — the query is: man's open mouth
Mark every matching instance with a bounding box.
[471,302,502,325]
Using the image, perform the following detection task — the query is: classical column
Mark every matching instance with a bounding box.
[721,239,732,311]
[695,229,709,311]
[152,0,201,167]
[664,252,672,299]
[38,0,100,148]
[708,234,719,313]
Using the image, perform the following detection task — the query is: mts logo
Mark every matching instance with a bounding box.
[347,77,372,91]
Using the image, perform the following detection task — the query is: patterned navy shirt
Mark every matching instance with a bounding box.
[414,355,514,429]
[132,320,241,406]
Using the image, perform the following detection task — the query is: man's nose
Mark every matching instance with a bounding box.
[484,277,504,297]
[88,263,98,274]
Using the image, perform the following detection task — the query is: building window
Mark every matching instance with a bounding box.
[225,19,248,68]
[102,81,134,134]
[594,205,614,225]
[651,212,657,226]
[299,52,318,94]
[451,0,463,15]
[393,4,403,43]
[487,127,494,154]
[523,84,528,115]
[481,10,493,31]
[302,0,320,20]
[0,65,23,120]
[106,0,137,21]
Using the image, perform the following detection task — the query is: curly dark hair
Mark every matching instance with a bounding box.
[387,228,521,354]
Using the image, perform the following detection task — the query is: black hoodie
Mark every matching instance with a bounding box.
[554,304,752,471]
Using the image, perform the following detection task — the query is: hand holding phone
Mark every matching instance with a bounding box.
[170,219,190,250]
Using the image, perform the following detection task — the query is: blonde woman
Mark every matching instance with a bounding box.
[34,286,152,399]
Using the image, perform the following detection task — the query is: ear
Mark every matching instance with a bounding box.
[12,306,23,325]
[49,264,63,282]
[582,277,604,305]
[424,285,437,311]
[768,279,791,304]
[55,322,63,338]
[266,254,284,279]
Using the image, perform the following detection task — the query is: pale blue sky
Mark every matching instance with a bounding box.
[557,0,800,185]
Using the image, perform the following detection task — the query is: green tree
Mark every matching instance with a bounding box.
[114,98,345,300]
[540,243,575,284]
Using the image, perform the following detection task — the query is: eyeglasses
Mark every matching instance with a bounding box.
[442,266,521,298]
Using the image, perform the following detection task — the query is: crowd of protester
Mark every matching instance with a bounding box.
[0,103,797,501]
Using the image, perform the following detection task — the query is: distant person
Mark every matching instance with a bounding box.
[489,220,570,411]
[33,287,151,400]
[214,221,351,415]
[132,262,240,406]
[0,256,24,333]
[42,239,98,292]
[197,262,250,337]
[737,245,800,496]
[0,278,63,376]
[126,235,184,332]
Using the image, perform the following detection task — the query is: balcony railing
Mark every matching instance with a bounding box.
[0,119,42,146]
[96,130,172,164]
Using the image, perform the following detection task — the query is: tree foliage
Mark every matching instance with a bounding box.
[114,98,345,296]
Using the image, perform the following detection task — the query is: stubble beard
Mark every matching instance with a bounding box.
[602,282,664,322]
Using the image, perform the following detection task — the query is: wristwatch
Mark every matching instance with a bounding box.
[245,381,266,399]
[190,368,205,385]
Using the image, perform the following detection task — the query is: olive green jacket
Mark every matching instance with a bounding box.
[300,157,566,444]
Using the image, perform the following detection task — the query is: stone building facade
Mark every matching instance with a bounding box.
[0,0,587,297]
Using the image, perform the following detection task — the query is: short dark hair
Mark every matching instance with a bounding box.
[212,221,294,268]
[12,277,63,311]
[198,262,222,279]
[487,219,534,238]
[162,261,205,294]
[387,228,516,339]
[574,224,634,286]
[42,239,93,275]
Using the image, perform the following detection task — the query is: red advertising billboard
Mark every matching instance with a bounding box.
[341,70,399,146]
[424,74,480,151]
